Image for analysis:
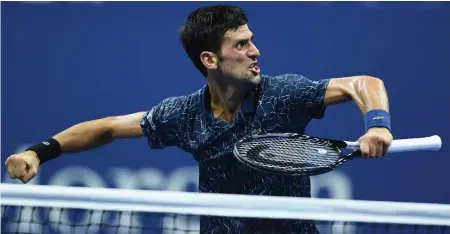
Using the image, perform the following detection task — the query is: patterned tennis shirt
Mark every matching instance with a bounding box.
[141,73,330,234]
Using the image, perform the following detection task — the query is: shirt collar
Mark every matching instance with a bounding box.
[200,83,260,117]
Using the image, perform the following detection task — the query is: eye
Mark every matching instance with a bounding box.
[236,41,247,50]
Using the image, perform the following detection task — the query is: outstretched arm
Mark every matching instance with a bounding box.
[5,112,146,183]
[324,75,392,158]
[54,112,145,154]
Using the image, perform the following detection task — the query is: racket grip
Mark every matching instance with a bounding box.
[388,135,442,153]
[344,135,442,153]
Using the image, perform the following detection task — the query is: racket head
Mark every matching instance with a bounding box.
[233,133,351,176]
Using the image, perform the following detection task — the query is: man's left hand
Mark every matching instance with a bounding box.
[358,127,393,159]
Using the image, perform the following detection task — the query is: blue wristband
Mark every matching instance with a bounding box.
[364,109,391,132]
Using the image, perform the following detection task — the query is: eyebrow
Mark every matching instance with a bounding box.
[236,34,255,43]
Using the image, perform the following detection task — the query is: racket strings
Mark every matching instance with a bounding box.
[236,136,341,173]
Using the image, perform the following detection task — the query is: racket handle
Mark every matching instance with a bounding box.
[388,135,442,153]
[344,135,442,153]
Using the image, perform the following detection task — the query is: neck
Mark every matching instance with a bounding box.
[206,76,253,122]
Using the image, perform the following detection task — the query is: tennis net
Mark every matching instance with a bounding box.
[1,183,449,234]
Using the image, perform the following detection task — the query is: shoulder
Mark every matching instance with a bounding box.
[259,73,330,109]
[153,90,201,115]
[261,73,330,92]
[140,88,204,148]
[261,73,326,86]
[147,88,203,120]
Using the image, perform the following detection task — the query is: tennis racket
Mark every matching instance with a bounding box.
[233,133,442,176]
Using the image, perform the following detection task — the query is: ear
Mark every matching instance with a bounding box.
[200,51,218,70]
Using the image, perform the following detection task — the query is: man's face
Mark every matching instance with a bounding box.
[217,24,261,84]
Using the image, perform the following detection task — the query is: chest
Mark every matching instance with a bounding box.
[185,100,308,161]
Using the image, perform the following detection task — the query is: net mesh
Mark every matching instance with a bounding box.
[1,184,449,234]
[2,205,450,234]
[2,206,199,234]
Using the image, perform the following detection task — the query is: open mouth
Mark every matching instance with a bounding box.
[249,63,260,74]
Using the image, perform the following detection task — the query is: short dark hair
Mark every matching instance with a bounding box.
[179,5,248,77]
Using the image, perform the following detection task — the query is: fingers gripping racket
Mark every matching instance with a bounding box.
[233,133,442,176]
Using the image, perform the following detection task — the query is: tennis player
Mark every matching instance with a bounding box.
[6,5,392,234]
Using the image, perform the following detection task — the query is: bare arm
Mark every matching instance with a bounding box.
[53,112,145,154]
[6,111,146,183]
[324,75,392,157]
[324,75,389,114]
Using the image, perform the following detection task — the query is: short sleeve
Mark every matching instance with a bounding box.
[272,74,330,119]
[140,96,187,149]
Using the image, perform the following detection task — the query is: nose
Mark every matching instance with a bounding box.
[248,41,260,58]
